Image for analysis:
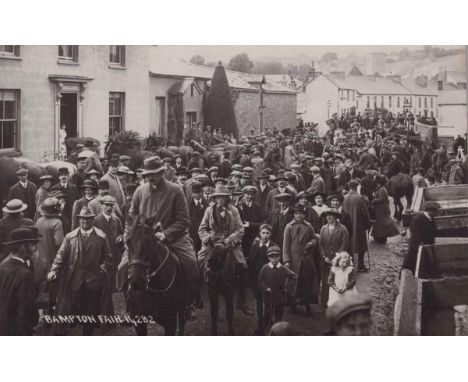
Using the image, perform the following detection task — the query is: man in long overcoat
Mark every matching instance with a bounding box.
[0,228,40,335]
[343,180,371,272]
[47,206,113,335]
[282,205,319,313]
[188,182,206,254]
[130,156,199,307]
[33,197,64,310]
[93,195,123,293]
[402,202,439,274]
[8,168,37,221]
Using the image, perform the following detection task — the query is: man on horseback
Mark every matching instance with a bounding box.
[198,185,252,315]
[129,156,199,316]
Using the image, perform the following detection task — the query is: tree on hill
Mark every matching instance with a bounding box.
[228,53,254,73]
[319,52,338,65]
[204,61,239,138]
[190,54,205,65]
[252,61,284,74]
[349,65,363,76]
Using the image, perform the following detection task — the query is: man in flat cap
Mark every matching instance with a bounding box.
[8,168,37,220]
[51,167,80,226]
[326,293,372,335]
[48,206,113,335]
[402,201,439,275]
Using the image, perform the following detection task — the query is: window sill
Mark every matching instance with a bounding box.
[108,64,126,70]
[57,59,79,66]
[0,149,21,157]
[0,55,22,61]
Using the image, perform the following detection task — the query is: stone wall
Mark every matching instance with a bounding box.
[234,90,297,136]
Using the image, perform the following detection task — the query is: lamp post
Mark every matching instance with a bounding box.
[327,99,332,118]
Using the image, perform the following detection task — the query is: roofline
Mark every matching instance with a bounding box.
[149,71,210,80]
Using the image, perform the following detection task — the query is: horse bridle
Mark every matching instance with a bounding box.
[128,244,176,293]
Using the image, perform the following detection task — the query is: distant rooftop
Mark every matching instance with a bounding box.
[323,74,412,95]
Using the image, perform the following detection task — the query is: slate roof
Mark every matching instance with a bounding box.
[149,51,296,94]
[400,79,438,96]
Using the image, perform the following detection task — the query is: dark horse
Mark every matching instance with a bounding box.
[126,216,187,336]
[388,173,414,222]
[204,242,236,336]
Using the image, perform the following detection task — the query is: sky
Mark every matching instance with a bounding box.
[154,45,451,64]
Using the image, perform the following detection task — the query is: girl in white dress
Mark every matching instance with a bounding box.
[327,251,357,306]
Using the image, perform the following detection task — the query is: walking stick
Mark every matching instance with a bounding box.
[366,228,372,271]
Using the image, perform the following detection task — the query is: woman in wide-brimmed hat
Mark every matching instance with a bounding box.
[318,207,349,307]
[308,191,328,233]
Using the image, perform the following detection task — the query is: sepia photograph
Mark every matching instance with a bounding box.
[0,43,467,338]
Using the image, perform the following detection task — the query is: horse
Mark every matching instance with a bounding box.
[104,139,153,170]
[204,241,236,336]
[126,215,187,336]
[388,173,414,222]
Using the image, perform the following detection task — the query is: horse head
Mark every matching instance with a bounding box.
[126,215,164,291]
[206,241,232,277]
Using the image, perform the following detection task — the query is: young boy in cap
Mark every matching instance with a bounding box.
[258,246,296,332]
[0,227,41,335]
[248,224,278,334]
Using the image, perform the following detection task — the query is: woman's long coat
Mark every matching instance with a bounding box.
[198,204,245,265]
[343,190,371,254]
[371,186,399,238]
[319,222,349,307]
[283,220,319,299]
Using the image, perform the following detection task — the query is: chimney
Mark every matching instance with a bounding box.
[415,74,428,88]
[309,61,316,80]
[438,66,447,83]
[388,74,402,84]
[330,71,345,79]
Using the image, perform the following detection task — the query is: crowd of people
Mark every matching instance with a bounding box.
[0,109,466,336]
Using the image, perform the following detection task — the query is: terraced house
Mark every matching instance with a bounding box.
[0,45,151,162]
[0,45,298,162]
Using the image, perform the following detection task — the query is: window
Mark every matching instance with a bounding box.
[58,45,78,62]
[191,84,194,97]
[186,112,197,127]
[389,96,392,107]
[347,90,350,101]
[424,97,427,108]
[352,91,355,101]
[397,96,400,108]
[380,96,384,108]
[0,90,19,150]
[373,96,377,108]
[366,96,370,108]
[0,45,20,57]
[430,98,434,108]
[109,92,125,136]
[109,46,125,66]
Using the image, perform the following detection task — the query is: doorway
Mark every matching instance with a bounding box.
[60,93,78,138]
